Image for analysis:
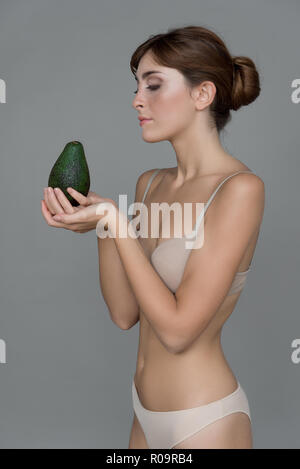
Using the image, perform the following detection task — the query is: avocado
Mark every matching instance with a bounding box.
[48,141,90,206]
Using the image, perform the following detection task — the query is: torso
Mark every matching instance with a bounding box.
[134,162,262,411]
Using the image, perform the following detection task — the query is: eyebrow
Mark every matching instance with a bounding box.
[134,70,164,82]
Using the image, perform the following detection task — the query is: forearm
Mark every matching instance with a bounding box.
[97,231,140,329]
[111,208,179,352]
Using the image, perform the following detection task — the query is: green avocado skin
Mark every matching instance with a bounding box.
[48,141,90,206]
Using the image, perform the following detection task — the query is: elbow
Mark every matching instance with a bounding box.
[166,344,182,355]
[169,306,210,354]
[167,340,187,355]
[114,320,134,330]
[111,316,135,331]
[168,334,196,354]
[162,306,187,354]
[165,331,189,355]
[115,315,140,330]
[166,324,204,355]
[164,314,189,354]
[118,322,131,330]
[110,308,140,331]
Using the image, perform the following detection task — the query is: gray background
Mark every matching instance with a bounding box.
[0,0,299,449]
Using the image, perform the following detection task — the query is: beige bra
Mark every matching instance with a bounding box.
[140,168,254,296]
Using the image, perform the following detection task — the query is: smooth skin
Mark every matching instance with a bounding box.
[41,185,254,450]
[42,48,264,449]
[126,50,264,449]
[41,186,116,233]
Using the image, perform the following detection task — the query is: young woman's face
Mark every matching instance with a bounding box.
[132,51,196,142]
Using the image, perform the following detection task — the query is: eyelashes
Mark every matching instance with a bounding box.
[133,85,160,94]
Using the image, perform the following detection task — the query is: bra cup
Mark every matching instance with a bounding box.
[143,168,254,296]
[151,238,191,292]
[151,237,251,296]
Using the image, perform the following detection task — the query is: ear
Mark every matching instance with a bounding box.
[192,80,216,111]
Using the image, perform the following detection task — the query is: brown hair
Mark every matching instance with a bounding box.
[130,25,261,133]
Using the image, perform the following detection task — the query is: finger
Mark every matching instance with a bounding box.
[47,187,65,214]
[52,210,82,224]
[52,203,96,224]
[53,187,75,214]
[44,187,58,215]
[86,191,101,204]
[44,188,55,214]
[88,194,105,204]
[41,199,67,228]
[66,187,88,206]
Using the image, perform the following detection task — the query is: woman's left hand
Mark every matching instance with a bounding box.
[42,193,118,234]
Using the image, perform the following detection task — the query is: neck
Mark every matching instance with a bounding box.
[169,122,233,186]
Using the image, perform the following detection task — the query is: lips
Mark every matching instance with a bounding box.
[139,118,153,126]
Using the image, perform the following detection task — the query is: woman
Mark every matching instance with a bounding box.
[41,25,265,449]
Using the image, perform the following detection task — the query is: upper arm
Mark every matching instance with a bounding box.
[171,174,265,353]
[131,168,160,225]
[125,169,160,329]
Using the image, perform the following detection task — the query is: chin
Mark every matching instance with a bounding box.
[142,134,162,143]
[142,130,170,143]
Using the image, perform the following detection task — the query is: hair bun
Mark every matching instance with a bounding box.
[130,25,261,132]
[231,55,261,111]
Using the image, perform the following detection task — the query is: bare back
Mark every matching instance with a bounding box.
[134,165,262,412]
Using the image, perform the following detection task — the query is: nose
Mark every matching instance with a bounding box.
[131,89,145,110]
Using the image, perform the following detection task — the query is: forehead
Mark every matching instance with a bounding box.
[135,52,178,81]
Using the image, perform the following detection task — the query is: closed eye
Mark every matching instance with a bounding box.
[133,85,160,94]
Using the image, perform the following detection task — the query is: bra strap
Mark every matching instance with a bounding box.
[192,170,255,236]
[141,168,162,203]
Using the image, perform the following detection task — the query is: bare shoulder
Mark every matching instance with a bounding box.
[216,156,264,191]
[134,167,169,203]
[224,171,265,197]
[211,170,265,227]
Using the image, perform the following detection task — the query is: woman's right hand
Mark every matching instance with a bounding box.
[41,187,111,233]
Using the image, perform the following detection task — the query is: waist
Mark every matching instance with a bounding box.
[134,365,238,412]
[135,345,237,409]
[136,333,224,372]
